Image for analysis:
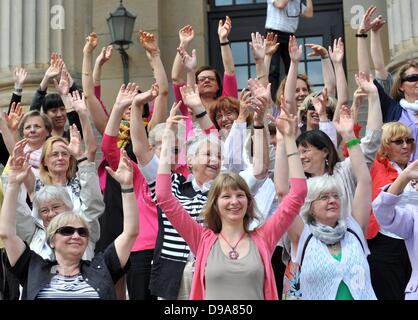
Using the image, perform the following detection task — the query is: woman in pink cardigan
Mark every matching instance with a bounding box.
[155,106,307,300]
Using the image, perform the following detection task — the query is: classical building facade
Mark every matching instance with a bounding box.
[0,0,416,118]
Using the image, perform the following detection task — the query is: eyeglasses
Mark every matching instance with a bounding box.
[316,193,341,202]
[401,74,418,83]
[215,110,237,121]
[307,105,316,111]
[39,204,65,216]
[197,76,217,83]
[55,226,89,237]
[390,138,415,145]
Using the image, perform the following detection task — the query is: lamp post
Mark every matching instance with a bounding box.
[107,0,136,85]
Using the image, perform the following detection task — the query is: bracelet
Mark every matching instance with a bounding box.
[121,187,134,194]
[195,110,207,119]
[253,124,265,129]
[257,74,266,80]
[14,88,23,93]
[287,151,300,158]
[76,157,88,165]
[355,33,368,38]
[345,138,361,148]
[220,41,230,46]
[321,55,329,59]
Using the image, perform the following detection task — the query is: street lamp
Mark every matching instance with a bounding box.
[107,0,136,84]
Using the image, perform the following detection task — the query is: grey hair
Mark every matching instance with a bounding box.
[32,186,73,219]
[17,110,53,139]
[148,123,166,147]
[186,132,221,163]
[46,211,90,246]
[300,175,344,224]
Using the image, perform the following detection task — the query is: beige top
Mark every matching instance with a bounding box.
[205,237,265,300]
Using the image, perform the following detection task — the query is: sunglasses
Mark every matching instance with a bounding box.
[390,138,415,145]
[55,226,89,237]
[401,74,418,83]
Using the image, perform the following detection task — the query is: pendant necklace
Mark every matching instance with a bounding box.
[219,232,247,260]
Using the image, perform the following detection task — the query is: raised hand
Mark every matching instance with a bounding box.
[8,153,31,185]
[180,84,203,112]
[305,43,328,59]
[403,160,418,181]
[165,101,188,133]
[179,25,195,47]
[71,90,88,116]
[358,5,377,34]
[133,83,159,107]
[96,45,113,66]
[355,72,377,94]
[139,31,161,56]
[105,149,134,188]
[288,35,302,63]
[265,32,279,57]
[53,69,70,96]
[267,96,297,138]
[83,32,98,54]
[4,102,24,132]
[249,32,266,62]
[311,87,329,118]
[333,105,354,139]
[371,15,386,32]
[13,67,27,88]
[177,47,197,72]
[350,87,367,120]
[328,37,344,64]
[237,89,252,122]
[65,124,83,159]
[218,16,232,42]
[45,52,64,80]
[115,82,139,110]
[11,138,28,163]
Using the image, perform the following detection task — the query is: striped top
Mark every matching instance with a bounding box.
[36,273,100,300]
[149,173,206,262]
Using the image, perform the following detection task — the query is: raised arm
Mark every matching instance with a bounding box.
[370,14,388,80]
[172,25,195,85]
[177,46,197,87]
[70,91,97,161]
[1,103,23,153]
[106,149,138,269]
[250,32,269,88]
[218,16,235,75]
[139,31,169,131]
[285,36,303,116]
[249,79,271,179]
[357,6,375,75]
[93,45,112,86]
[329,38,348,122]
[355,72,382,131]
[264,32,280,77]
[131,84,159,167]
[334,106,372,234]
[302,0,314,18]
[83,32,109,135]
[305,43,336,98]
[10,67,27,112]
[0,155,31,267]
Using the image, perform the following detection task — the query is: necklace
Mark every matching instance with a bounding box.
[219,232,247,260]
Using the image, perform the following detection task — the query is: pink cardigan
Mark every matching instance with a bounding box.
[156,174,307,300]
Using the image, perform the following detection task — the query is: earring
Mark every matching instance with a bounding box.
[325,159,329,167]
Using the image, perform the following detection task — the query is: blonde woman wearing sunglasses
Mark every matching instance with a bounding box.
[0,149,139,300]
[368,122,416,300]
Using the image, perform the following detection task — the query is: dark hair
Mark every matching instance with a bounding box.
[195,66,222,98]
[296,129,340,176]
[43,94,65,114]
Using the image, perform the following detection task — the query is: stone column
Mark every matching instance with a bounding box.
[387,0,418,71]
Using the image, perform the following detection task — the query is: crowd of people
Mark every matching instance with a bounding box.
[0,4,417,300]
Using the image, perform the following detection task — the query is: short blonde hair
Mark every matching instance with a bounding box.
[377,122,416,160]
[46,211,90,245]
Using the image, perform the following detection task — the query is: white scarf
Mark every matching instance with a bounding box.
[400,98,418,116]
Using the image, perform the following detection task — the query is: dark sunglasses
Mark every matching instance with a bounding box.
[55,226,89,237]
[307,105,315,111]
[401,74,418,83]
[390,138,415,145]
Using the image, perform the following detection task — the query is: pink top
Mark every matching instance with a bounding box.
[102,134,158,252]
[155,174,307,300]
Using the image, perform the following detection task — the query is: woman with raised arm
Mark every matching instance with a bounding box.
[372,159,418,300]
[367,122,415,300]
[0,149,138,300]
[286,106,376,300]
[154,103,306,300]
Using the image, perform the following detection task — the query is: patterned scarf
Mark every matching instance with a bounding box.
[308,219,347,245]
